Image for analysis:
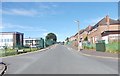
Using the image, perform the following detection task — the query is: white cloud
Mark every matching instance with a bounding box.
[43,32,48,36]
[2,23,47,32]
[38,3,58,9]
[2,3,61,17]
[2,23,29,29]
[2,9,38,16]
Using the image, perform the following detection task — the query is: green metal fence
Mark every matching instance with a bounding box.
[37,38,44,49]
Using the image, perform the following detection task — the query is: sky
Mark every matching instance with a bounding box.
[1,2,118,41]
[2,0,120,2]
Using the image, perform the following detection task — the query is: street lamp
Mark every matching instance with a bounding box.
[75,20,80,51]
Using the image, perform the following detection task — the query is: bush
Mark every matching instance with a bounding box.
[1,49,17,57]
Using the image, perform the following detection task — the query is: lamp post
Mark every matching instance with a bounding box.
[106,15,110,43]
[75,20,80,51]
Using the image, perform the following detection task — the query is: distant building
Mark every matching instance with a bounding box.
[69,35,76,41]
[0,32,24,49]
[74,29,85,41]
[81,25,93,41]
[24,38,43,48]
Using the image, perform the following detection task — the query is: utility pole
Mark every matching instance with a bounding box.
[75,20,80,51]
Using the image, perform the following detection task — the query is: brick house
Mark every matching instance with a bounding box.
[88,15,119,44]
[70,29,85,47]
[68,35,76,41]
[80,25,93,41]
[74,29,84,41]
[101,30,120,43]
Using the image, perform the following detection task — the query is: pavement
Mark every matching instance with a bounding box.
[3,44,118,74]
[80,49,118,59]
[67,45,118,59]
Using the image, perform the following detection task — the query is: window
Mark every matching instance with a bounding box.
[2,39,13,42]
[4,39,6,42]
[25,40,29,43]
[29,40,33,43]
[10,39,13,42]
[1,39,3,42]
[7,39,9,42]
[26,40,32,43]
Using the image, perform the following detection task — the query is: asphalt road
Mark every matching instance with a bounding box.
[2,44,118,74]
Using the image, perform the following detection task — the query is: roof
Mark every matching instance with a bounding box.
[24,37,43,40]
[84,25,93,32]
[69,35,75,38]
[0,32,24,35]
[92,17,119,29]
[74,29,85,36]
[101,30,120,37]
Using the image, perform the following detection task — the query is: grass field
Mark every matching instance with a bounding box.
[0,47,40,57]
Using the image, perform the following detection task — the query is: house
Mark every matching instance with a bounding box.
[101,30,120,43]
[70,26,93,43]
[74,29,85,41]
[68,35,76,41]
[24,37,43,48]
[81,25,93,41]
[69,29,85,46]
[0,32,24,49]
[88,15,119,44]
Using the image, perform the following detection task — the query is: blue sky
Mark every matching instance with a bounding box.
[1,2,118,41]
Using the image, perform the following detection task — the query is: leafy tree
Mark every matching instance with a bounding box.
[66,37,69,42]
[84,36,88,41]
[45,33,57,41]
[45,33,57,47]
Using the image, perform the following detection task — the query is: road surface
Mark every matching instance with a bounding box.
[2,44,118,74]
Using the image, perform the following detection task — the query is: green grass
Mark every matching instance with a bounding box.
[82,43,96,50]
[23,48,38,52]
[0,47,40,57]
[0,49,17,57]
[83,42,120,53]
[106,42,120,53]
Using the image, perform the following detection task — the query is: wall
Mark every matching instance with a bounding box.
[102,35,109,44]
[108,24,119,31]
[0,34,13,48]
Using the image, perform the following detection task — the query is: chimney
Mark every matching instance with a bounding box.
[88,25,92,31]
[106,15,110,25]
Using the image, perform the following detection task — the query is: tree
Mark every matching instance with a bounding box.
[45,33,57,41]
[84,36,88,41]
[65,37,69,42]
[45,33,57,47]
